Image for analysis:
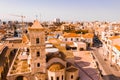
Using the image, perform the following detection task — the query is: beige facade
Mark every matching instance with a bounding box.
[76,42,86,51]
[7,20,79,80]
[66,67,79,80]
[28,21,46,74]
[102,35,120,68]
[48,63,65,80]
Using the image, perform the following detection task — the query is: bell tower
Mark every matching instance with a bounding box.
[28,20,46,74]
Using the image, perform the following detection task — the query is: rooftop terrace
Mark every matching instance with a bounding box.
[7,48,30,76]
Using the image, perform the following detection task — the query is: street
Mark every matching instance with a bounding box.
[92,47,120,80]
[73,51,103,80]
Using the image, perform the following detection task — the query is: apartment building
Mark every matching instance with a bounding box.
[102,35,120,67]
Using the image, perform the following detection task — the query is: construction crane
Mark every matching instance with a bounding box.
[9,14,26,35]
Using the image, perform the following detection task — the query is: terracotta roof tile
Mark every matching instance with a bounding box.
[83,33,93,38]
[22,34,29,43]
[114,45,120,50]
[63,33,80,37]
[109,36,120,40]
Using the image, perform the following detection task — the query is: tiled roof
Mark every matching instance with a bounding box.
[22,34,29,43]
[109,36,120,40]
[83,33,94,38]
[47,33,55,36]
[48,38,61,44]
[0,29,6,34]
[63,33,80,37]
[63,33,93,38]
[114,45,120,50]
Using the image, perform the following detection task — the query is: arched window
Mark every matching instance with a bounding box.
[37,63,40,67]
[36,51,40,57]
[56,77,59,80]
[51,76,53,80]
[71,75,73,79]
[62,75,64,80]
[36,38,39,44]
[76,38,79,41]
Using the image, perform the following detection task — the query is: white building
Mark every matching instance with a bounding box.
[102,35,120,68]
[59,33,93,47]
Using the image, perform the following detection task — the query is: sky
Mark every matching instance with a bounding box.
[0,0,120,22]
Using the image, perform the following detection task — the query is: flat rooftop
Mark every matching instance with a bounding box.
[7,48,30,76]
[48,38,74,58]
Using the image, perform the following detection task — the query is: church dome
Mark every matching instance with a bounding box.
[48,63,64,72]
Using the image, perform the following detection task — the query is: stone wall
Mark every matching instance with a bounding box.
[7,72,34,80]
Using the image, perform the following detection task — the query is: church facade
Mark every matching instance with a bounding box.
[7,20,79,80]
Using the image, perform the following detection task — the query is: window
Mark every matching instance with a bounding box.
[36,51,40,57]
[80,48,84,51]
[51,76,53,80]
[62,75,64,80]
[56,77,59,80]
[65,38,67,41]
[76,38,79,41]
[45,37,47,41]
[71,75,73,79]
[36,38,39,44]
[27,48,29,52]
[37,63,40,67]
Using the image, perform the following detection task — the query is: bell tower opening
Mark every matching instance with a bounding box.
[36,38,40,44]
